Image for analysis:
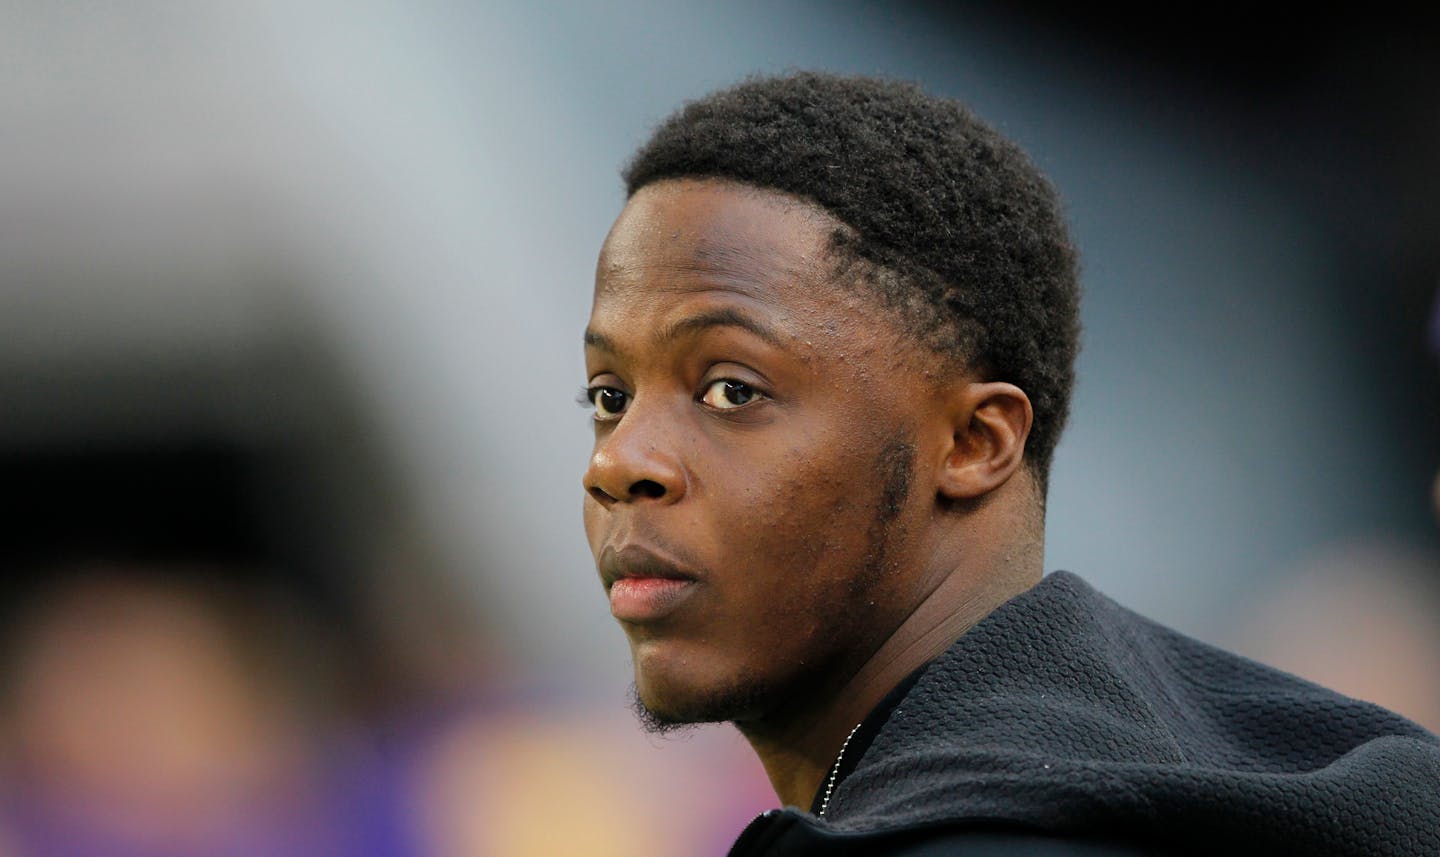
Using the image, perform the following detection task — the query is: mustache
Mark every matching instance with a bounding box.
[597,537,705,588]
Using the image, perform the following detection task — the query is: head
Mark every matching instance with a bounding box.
[582,73,1079,731]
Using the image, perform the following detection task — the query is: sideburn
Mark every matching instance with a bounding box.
[847,432,916,600]
[876,434,914,524]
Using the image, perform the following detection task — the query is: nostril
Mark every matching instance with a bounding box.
[588,485,616,505]
[629,479,666,499]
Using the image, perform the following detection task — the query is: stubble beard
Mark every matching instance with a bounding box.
[628,433,917,736]
[629,677,773,735]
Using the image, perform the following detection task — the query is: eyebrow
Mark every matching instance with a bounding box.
[584,307,785,353]
[583,328,619,352]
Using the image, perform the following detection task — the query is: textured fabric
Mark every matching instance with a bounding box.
[808,664,928,815]
[727,810,1155,856]
[811,571,1440,855]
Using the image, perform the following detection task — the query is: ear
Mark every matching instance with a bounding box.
[937,381,1033,502]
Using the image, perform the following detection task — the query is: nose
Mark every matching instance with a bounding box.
[583,407,687,508]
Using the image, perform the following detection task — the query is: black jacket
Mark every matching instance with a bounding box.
[727,572,1440,856]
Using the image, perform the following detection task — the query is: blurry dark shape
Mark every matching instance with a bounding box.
[1432,285,1440,524]
[0,442,373,707]
[3,446,328,637]
[926,2,1440,96]
[1,445,261,567]
[0,329,494,856]
[1429,286,1440,360]
[0,444,367,855]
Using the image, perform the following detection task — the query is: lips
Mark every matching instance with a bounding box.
[599,544,700,623]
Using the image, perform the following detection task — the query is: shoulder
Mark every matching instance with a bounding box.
[728,811,1163,857]
[869,828,1163,856]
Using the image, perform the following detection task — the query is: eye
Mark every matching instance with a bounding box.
[586,386,630,419]
[700,379,763,410]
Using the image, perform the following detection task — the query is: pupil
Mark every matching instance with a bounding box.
[600,389,625,412]
[725,382,750,405]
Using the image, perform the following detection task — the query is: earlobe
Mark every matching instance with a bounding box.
[937,382,1033,502]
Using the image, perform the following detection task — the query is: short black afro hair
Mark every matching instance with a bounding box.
[623,71,1080,485]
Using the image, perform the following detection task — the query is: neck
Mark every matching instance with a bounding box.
[736,528,1041,809]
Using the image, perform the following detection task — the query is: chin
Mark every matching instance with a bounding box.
[629,684,704,734]
[631,657,770,730]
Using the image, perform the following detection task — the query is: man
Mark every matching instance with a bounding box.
[580,73,1440,856]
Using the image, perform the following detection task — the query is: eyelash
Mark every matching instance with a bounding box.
[579,384,629,421]
[578,378,767,419]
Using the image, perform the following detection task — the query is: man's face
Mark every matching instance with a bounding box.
[582,179,948,728]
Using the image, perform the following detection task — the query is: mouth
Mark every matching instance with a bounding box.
[599,544,701,623]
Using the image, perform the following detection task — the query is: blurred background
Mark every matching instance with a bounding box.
[0,1,1436,854]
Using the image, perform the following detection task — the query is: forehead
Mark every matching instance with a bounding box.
[594,179,843,309]
[587,179,944,381]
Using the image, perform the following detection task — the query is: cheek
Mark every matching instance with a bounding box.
[736,452,874,584]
